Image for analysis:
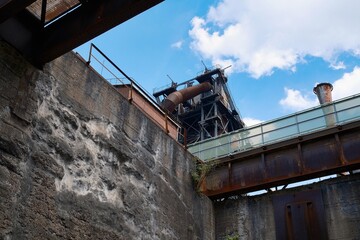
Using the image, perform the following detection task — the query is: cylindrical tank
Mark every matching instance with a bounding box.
[313,83,335,127]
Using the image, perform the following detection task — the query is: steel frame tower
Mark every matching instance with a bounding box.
[153,67,245,144]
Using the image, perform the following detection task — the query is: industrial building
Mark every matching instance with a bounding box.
[1,1,360,239]
[153,66,245,144]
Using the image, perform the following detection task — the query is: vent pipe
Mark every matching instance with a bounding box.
[313,83,333,104]
[313,83,335,127]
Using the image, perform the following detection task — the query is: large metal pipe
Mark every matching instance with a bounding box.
[313,83,333,104]
[162,82,212,112]
[313,83,335,127]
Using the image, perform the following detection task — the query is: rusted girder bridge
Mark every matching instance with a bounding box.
[188,94,360,199]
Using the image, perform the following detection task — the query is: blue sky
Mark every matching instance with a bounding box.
[75,0,360,126]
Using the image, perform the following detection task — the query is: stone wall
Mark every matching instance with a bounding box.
[2,39,360,240]
[214,174,360,239]
[0,41,214,240]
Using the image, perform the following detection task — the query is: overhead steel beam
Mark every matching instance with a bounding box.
[0,0,37,23]
[0,0,164,67]
[200,120,360,199]
[34,0,164,65]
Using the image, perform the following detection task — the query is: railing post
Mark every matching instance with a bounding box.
[228,135,231,157]
[333,102,339,124]
[295,114,300,135]
[41,0,47,25]
[87,43,93,65]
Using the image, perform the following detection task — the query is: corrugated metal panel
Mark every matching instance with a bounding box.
[27,0,79,22]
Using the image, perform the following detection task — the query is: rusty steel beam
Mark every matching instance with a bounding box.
[0,0,37,23]
[33,0,164,65]
[0,0,164,66]
[200,120,360,198]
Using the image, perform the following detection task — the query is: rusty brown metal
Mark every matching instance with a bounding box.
[313,83,336,127]
[313,83,333,104]
[35,0,164,65]
[200,120,360,198]
[162,82,212,113]
[272,189,328,240]
[0,0,164,66]
[26,0,80,23]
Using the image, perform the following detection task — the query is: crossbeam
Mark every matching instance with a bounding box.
[200,120,360,199]
[0,0,164,66]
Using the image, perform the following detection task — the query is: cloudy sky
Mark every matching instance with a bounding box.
[75,0,360,126]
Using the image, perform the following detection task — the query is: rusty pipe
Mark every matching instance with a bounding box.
[313,82,335,127]
[313,83,333,104]
[162,82,212,112]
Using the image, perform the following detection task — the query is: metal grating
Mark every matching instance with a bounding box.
[26,0,80,23]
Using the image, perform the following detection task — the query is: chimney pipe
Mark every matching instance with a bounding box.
[313,83,333,104]
[313,82,335,127]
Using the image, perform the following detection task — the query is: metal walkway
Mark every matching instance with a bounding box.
[188,94,360,198]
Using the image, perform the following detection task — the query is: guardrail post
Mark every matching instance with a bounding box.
[333,102,339,124]
[87,43,93,65]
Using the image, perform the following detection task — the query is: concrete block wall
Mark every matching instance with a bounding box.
[0,41,214,240]
[214,174,360,239]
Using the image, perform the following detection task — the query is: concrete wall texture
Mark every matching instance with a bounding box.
[1,40,360,240]
[0,41,214,240]
[215,175,360,240]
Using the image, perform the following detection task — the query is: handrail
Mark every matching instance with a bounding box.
[86,43,187,147]
[188,93,360,160]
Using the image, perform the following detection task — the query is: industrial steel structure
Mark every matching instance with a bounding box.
[189,86,360,198]
[153,67,245,144]
[0,0,163,66]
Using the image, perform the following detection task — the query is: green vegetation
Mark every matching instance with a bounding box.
[191,158,217,192]
[225,233,240,240]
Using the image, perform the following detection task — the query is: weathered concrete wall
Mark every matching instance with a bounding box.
[214,174,360,240]
[0,41,214,239]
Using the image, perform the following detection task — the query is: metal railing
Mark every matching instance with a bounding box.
[87,43,184,146]
[188,93,360,161]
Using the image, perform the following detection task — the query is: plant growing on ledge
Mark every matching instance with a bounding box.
[225,232,240,240]
[225,233,240,240]
[191,158,217,192]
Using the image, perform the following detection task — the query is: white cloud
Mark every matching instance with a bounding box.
[189,0,360,78]
[332,66,360,100]
[243,117,263,127]
[279,88,318,111]
[279,67,360,111]
[171,40,183,49]
[330,61,346,70]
